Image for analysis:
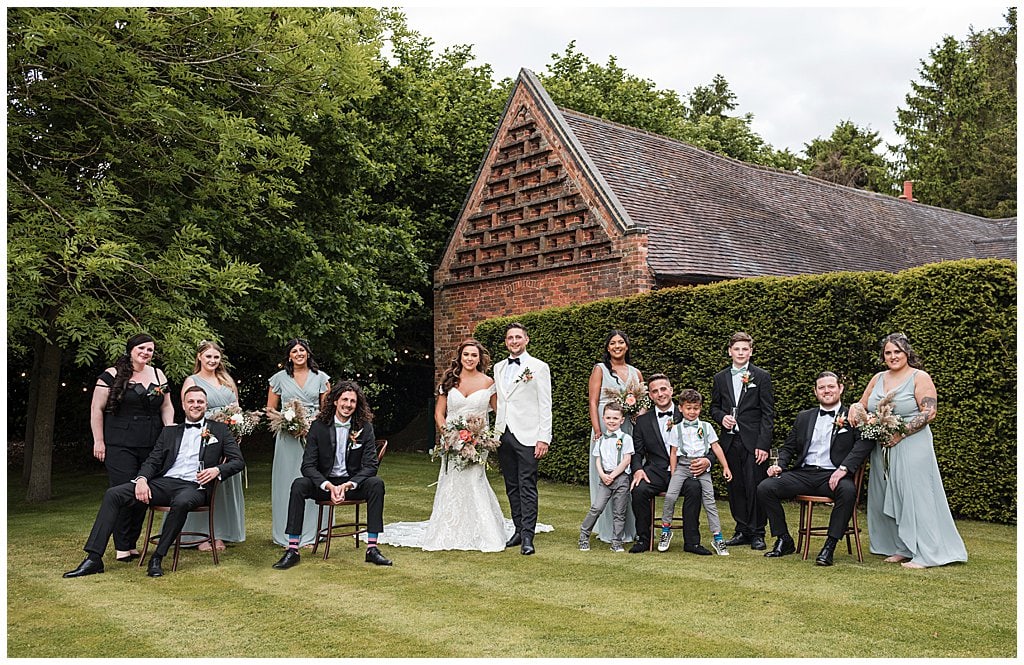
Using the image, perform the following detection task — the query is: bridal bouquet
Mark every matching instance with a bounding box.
[265,399,314,444]
[848,391,907,475]
[207,405,263,440]
[602,377,652,418]
[432,414,501,472]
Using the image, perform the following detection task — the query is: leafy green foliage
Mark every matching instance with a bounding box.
[476,260,1015,524]
[892,8,1016,217]
[801,120,893,192]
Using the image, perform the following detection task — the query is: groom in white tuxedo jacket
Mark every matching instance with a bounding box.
[493,322,552,555]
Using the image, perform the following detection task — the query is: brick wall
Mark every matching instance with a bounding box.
[433,79,655,381]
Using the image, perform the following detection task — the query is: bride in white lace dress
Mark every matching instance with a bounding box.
[378,339,550,551]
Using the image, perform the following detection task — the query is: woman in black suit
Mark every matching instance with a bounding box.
[89,333,174,562]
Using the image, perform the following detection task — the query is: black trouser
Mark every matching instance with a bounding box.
[631,472,702,547]
[758,467,858,540]
[286,476,385,536]
[725,443,767,538]
[498,429,539,537]
[85,477,206,558]
[104,445,154,551]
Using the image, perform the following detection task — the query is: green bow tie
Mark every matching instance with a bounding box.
[731,367,747,375]
[334,422,350,429]
[682,420,699,428]
[603,433,619,440]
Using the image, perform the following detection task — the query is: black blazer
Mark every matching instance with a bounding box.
[778,406,873,474]
[710,363,774,455]
[301,419,378,488]
[136,420,244,482]
[630,406,713,486]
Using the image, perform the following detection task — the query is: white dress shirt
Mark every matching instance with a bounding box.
[164,420,205,483]
[804,404,840,469]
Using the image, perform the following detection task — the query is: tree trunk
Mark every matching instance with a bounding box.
[25,337,61,503]
[22,333,46,483]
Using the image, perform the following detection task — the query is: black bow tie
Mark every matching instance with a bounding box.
[184,422,203,429]
[508,357,520,365]
[819,409,836,418]
[658,411,673,418]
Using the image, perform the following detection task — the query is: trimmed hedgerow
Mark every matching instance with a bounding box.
[475,259,1015,524]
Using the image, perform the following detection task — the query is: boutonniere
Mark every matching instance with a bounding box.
[833,414,848,430]
[200,428,218,445]
[349,429,364,448]
[517,367,533,383]
[741,371,756,389]
[147,383,168,397]
[665,418,675,432]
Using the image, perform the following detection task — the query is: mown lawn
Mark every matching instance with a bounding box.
[7,449,1016,657]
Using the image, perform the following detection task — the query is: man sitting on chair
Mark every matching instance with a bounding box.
[272,381,392,569]
[63,386,244,578]
[757,371,873,565]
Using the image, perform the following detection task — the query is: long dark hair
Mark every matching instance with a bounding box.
[879,332,925,369]
[439,339,491,395]
[318,381,374,429]
[283,337,320,377]
[106,333,156,413]
[601,329,632,375]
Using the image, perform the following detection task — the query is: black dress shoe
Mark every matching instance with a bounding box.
[724,533,751,547]
[764,535,796,558]
[365,546,393,566]
[816,537,838,566]
[505,533,522,548]
[750,536,767,550]
[63,557,104,578]
[521,534,535,555]
[272,550,301,570]
[628,541,648,554]
[684,544,713,556]
[146,555,164,577]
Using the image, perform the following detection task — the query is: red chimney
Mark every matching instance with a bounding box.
[898,180,916,202]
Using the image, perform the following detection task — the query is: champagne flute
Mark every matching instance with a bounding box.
[197,460,206,489]
[769,447,780,473]
[730,407,739,433]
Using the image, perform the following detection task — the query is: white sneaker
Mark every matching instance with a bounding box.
[712,539,730,556]
[578,536,590,551]
[657,530,673,552]
[610,544,625,553]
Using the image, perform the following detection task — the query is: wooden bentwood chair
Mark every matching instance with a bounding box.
[795,464,866,562]
[648,492,685,551]
[312,439,388,561]
[139,470,223,571]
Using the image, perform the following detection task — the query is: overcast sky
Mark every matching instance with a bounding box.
[399,4,1010,157]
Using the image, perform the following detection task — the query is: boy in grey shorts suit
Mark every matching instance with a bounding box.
[659,389,733,555]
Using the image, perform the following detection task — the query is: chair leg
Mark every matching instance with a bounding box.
[354,503,362,548]
[139,509,155,568]
[312,504,326,555]
[796,502,806,555]
[801,503,814,560]
[172,534,181,571]
[322,504,335,561]
[209,508,219,566]
[852,511,864,562]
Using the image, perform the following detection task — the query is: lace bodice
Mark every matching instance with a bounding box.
[445,385,495,424]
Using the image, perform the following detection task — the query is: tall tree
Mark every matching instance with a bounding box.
[537,45,796,169]
[7,7,391,500]
[893,8,1016,217]
[801,120,892,192]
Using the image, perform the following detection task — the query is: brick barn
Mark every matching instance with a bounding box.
[433,68,1016,371]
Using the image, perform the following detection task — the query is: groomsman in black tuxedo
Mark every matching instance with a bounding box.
[758,371,873,565]
[63,386,244,578]
[628,374,711,554]
[272,381,392,569]
[710,331,774,550]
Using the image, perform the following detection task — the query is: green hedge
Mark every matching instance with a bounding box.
[475,259,1016,524]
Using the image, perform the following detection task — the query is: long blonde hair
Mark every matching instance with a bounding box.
[193,340,237,390]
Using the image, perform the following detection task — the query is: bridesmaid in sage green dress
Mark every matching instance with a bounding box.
[852,333,967,569]
[267,338,330,547]
[587,330,642,544]
[177,341,246,549]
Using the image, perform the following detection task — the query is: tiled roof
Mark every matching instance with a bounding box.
[558,107,1016,281]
